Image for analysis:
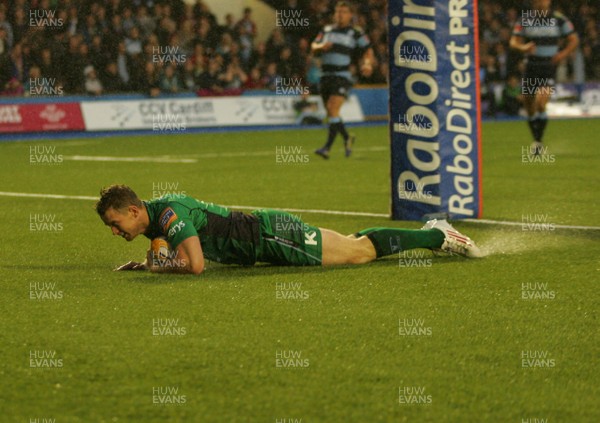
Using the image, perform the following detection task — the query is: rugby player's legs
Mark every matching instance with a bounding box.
[326,95,345,118]
[320,228,376,265]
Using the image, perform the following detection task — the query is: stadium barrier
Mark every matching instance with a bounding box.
[1,84,599,135]
[0,92,365,134]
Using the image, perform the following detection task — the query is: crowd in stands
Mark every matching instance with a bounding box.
[0,0,598,107]
[0,0,387,97]
[478,0,600,115]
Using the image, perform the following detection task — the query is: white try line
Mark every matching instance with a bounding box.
[0,191,598,231]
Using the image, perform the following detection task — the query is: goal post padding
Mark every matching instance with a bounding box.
[388,0,483,220]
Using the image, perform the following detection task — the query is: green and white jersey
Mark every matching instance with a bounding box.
[143,195,260,265]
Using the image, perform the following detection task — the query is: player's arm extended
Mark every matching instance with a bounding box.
[148,236,205,275]
[509,35,535,54]
[360,47,375,77]
[311,37,333,53]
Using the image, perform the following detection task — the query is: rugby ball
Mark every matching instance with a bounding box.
[150,236,171,260]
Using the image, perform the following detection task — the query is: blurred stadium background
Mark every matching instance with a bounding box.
[0,0,599,119]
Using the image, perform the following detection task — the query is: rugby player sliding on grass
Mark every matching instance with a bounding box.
[96,185,482,275]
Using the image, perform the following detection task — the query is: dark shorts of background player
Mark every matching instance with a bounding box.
[252,209,322,266]
[319,75,352,104]
[523,58,556,91]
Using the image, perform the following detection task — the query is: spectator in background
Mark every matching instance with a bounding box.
[9,42,27,87]
[219,57,247,90]
[247,41,267,73]
[102,61,126,93]
[236,8,257,42]
[190,43,206,68]
[244,66,265,90]
[159,64,182,93]
[136,6,156,37]
[265,28,287,63]
[24,65,44,96]
[197,58,224,95]
[263,62,280,91]
[81,14,99,46]
[277,46,297,79]
[84,65,103,96]
[125,26,143,56]
[182,59,199,91]
[501,74,523,116]
[216,32,235,65]
[121,7,137,35]
[179,20,196,52]
[494,43,509,81]
[193,16,218,54]
[66,6,79,36]
[156,15,177,47]
[38,48,60,82]
[142,62,161,97]
[0,26,7,56]
[90,34,110,74]
[11,8,27,45]
[0,7,14,49]
[115,41,131,89]
[221,14,236,37]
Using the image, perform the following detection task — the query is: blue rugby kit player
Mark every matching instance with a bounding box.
[312,1,375,159]
[510,0,578,155]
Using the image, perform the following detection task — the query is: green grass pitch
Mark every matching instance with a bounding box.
[0,119,599,422]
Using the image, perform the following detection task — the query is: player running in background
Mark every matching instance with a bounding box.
[509,0,578,155]
[96,185,482,275]
[312,1,375,159]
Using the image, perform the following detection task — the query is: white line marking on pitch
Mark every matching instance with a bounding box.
[0,191,598,231]
[64,155,197,163]
[0,191,98,201]
[63,147,388,163]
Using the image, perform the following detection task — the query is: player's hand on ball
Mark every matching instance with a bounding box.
[114,261,148,271]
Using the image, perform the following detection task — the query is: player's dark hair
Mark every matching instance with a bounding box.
[95,184,143,216]
[335,1,353,11]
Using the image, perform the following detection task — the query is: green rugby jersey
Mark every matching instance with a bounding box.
[143,195,260,265]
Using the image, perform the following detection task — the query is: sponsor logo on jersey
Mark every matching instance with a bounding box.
[159,208,178,233]
[168,221,186,237]
[304,231,317,246]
